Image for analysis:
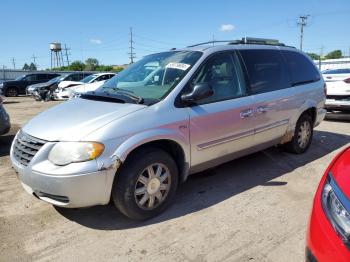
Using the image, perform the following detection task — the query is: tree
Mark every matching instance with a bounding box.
[306,53,320,60]
[22,63,30,70]
[85,58,99,71]
[325,50,342,60]
[29,63,37,71]
[113,66,124,73]
[68,61,85,71]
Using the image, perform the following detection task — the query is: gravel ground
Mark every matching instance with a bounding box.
[0,97,349,262]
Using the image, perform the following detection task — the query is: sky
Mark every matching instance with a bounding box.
[0,0,349,69]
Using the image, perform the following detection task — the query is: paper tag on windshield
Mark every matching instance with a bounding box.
[166,62,190,71]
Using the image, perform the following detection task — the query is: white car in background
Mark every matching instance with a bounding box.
[55,73,115,100]
[69,73,116,98]
[323,68,350,112]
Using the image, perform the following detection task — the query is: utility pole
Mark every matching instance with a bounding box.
[318,46,323,70]
[11,58,16,69]
[128,27,136,64]
[31,53,38,68]
[64,44,70,67]
[2,65,6,81]
[297,15,309,51]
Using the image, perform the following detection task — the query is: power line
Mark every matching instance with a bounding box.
[128,27,136,64]
[297,15,310,51]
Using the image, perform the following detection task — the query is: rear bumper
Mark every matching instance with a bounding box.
[315,108,326,127]
[325,98,350,111]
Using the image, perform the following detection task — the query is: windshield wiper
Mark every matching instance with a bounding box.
[106,88,143,104]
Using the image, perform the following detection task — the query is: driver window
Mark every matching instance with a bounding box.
[191,52,246,104]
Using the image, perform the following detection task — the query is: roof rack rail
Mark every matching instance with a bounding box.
[187,40,235,48]
[229,37,285,46]
[187,37,286,48]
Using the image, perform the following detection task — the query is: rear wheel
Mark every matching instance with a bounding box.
[5,87,18,97]
[112,148,178,220]
[284,113,313,154]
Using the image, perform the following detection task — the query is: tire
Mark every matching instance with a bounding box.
[5,87,18,97]
[112,148,179,220]
[284,113,313,154]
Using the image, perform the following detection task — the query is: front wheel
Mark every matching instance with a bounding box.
[284,114,313,154]
[112,148,178,220]
[5,87,18,97]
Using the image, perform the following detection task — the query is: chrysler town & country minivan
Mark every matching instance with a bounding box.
[11,38,326,220]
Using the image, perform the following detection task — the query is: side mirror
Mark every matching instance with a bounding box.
[181,83,213,104]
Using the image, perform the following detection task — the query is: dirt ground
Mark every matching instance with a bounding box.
[0,97,349,262]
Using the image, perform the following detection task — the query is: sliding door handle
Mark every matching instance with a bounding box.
[240,109,253,118]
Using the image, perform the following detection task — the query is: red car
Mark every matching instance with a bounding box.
[307,146,350,262]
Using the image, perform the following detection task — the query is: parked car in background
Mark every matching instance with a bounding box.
[26,74,64,96]
[306,146,350,262]
[68,73,116,98]
[0,96,10,135]
[53,72,92,100]
[0,73,60,97]
[55,73,113,100]
[322,68,350,112]
[10,38,326,220]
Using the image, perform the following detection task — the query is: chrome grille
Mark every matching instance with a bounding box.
[13,131,46,166]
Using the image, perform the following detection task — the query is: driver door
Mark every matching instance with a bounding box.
[187,52,255,169]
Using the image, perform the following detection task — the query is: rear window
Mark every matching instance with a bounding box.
[239,49,289,94]
[282,50,320,86]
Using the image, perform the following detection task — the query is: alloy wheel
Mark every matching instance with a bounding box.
[134,163,171,210]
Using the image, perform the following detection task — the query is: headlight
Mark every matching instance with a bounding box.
[322,174,350,245]
[48,142,104,166]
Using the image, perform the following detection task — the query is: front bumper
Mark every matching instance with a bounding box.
[0,107,10,135]
[10,135,118,208]
[307,182,350,262]
[53,90,70,100]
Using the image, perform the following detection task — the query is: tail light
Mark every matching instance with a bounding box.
[344,78,350,84]
[324,83,327,96]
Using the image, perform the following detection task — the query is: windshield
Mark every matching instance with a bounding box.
[48,75,63,83]
[15,75,25,81]
[99,51,202,101]
[81,74,97,83]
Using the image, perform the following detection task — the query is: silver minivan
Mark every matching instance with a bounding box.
[11,38,326,220]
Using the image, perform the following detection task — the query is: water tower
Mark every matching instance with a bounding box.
[50,42,64,69]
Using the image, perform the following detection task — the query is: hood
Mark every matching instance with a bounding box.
[74,82,104,93]
[22,98,147,141]
[2,80,20,86]
[28,82,51,89]
[58,81,82,89]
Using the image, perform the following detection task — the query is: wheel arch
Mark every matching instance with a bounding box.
[281,100,317,144]
[114,130,190,183]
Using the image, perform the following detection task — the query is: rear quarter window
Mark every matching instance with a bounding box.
[239,49,289,94]
[282,50,320,86]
